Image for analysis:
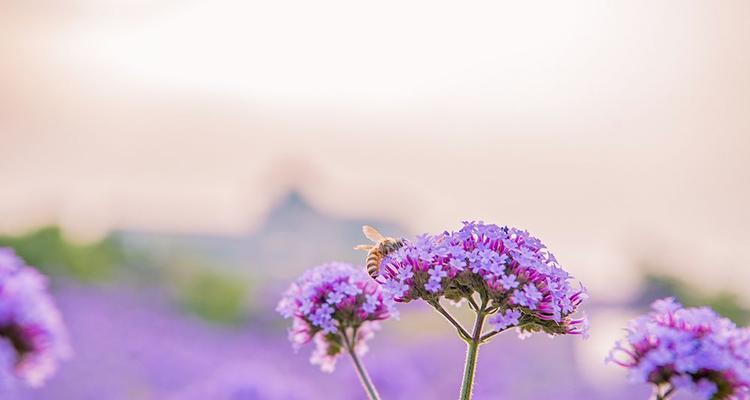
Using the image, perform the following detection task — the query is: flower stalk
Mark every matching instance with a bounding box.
[344,328,381,400]
[428,300,471,342]
[460,298,487,400]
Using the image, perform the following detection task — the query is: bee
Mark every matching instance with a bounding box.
[354,225,404,280]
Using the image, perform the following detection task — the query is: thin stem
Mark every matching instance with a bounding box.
[653,386,663,400]
[459,300,487,400]
[467,296,480,312]
[479,327,510,343]
[343,329,381,400]
[429,300,472,342]
[652,384,675,400]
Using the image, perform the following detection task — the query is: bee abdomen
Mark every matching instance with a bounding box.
[366,249,382,278]
[381,239,404,253]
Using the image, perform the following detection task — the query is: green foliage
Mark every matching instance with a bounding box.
[642,274,750,325]
[0,226,123,281]
[0,225,250,324]
[177,269,248,325]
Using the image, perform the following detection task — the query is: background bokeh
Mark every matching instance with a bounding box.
[1,1,749,399]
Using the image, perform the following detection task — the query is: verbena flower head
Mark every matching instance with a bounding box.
[277,262,396,372]
[0,248,72,387]
[608,298,750,399]
[379,221,588,338]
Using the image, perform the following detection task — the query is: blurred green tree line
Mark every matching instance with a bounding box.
[0,226,123,281]
[0,226,249,324]
[640,274,749,325]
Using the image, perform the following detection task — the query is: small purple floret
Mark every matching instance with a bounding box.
[489,309,522,331]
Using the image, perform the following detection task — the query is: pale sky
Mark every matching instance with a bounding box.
[1,0,749,301]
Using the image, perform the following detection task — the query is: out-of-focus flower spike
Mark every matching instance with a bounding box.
[0,248,71,388]
[607,298,750,399]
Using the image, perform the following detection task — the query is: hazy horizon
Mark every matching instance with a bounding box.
[2,0,749,304]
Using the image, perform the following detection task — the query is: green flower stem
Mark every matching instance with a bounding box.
[344,329,381,400]
[467,296,480,312]
[479,329,504,343]
[348,348,380,400]
[460,303,488,400]
[460,338,481,399]
[429,300,472,342]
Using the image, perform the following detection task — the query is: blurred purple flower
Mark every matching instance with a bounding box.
[277,262,396,372]
[607,297,750,399]
[0,248,71,388]
[378,221,588,338]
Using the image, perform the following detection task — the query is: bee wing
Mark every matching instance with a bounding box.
[354,244,374,251]
[362,225,386,242]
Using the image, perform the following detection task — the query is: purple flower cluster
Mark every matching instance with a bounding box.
[0,248,71,387]
[277,262,396,372]
[608,298,750,399]
[379,221,588,338]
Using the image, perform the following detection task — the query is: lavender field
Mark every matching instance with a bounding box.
[10,284,650,400]
[0,193,742,398]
